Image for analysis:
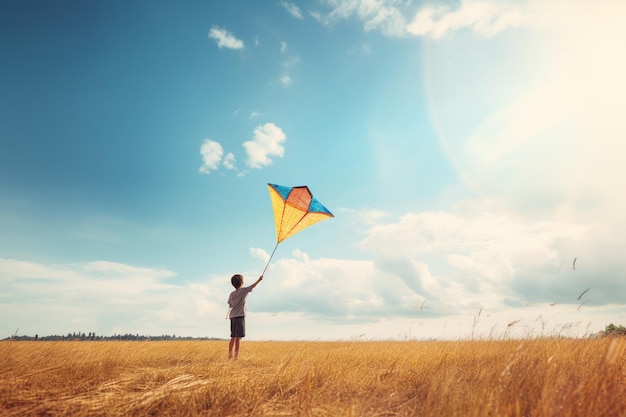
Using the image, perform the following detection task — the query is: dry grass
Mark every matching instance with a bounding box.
[1,338,625,416]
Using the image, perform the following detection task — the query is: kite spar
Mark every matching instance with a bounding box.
[261,183,334,275]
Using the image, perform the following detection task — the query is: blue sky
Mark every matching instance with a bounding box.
[2,0,625,340]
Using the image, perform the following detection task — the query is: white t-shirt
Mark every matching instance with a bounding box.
[228,286,254,318]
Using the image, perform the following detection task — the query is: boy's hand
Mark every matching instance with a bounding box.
[251,275,263,289]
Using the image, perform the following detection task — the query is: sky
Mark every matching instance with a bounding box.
[1,0,625,341]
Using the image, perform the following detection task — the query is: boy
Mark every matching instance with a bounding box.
[227,274,263,360]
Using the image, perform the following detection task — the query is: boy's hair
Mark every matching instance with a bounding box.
[231,274,243,289]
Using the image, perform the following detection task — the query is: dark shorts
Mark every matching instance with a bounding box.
[230,316,245,338]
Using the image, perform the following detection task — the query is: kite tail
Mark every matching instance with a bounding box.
[261,242,280,276]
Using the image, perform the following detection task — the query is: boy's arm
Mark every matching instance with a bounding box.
[250,275,263,289]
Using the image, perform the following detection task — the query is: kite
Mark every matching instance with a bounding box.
[261,183,334,275]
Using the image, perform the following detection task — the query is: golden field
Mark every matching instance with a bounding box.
[1,338,625,416]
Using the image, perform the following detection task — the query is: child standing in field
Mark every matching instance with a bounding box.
[227,274,263,360]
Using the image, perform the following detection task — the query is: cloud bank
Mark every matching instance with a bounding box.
[0,258,224,337]
[2,207,620,341]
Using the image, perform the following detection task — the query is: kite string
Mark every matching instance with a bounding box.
[261,242,280,276]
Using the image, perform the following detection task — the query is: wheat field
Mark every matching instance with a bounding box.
[1,338,625,416]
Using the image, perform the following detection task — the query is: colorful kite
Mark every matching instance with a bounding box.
[262,183,334,274]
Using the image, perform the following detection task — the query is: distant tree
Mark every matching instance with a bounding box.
[605,323,626,336]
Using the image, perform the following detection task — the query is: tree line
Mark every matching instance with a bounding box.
[5,323,626,341]
[4,332,224,341]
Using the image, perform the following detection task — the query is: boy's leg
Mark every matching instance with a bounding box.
[228,337,235,359]
[234,337,241,359]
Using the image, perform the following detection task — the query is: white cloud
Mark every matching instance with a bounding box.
[243,123,287,168]
[83,260,176,281]
[208,26,244,49]
[407,1,524,39]
[280,75,292,86]
[198,139,224,174]
[317,0,525,39]
[291,248,310,262]
[321,0,408,37]
[358,199,591,305]
[249,235,620,339]
[250,247,269,263]
[199,123,287,175]
[280,41,288,54]
[0,258,229,338]
[222,152,236,170]
[281,1,304,19]
[255,255,386,317]
[360,200,587,257]
[309,10,322,21]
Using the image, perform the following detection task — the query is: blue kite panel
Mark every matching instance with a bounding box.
[309,198,333,215]
[269,183,292,200]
